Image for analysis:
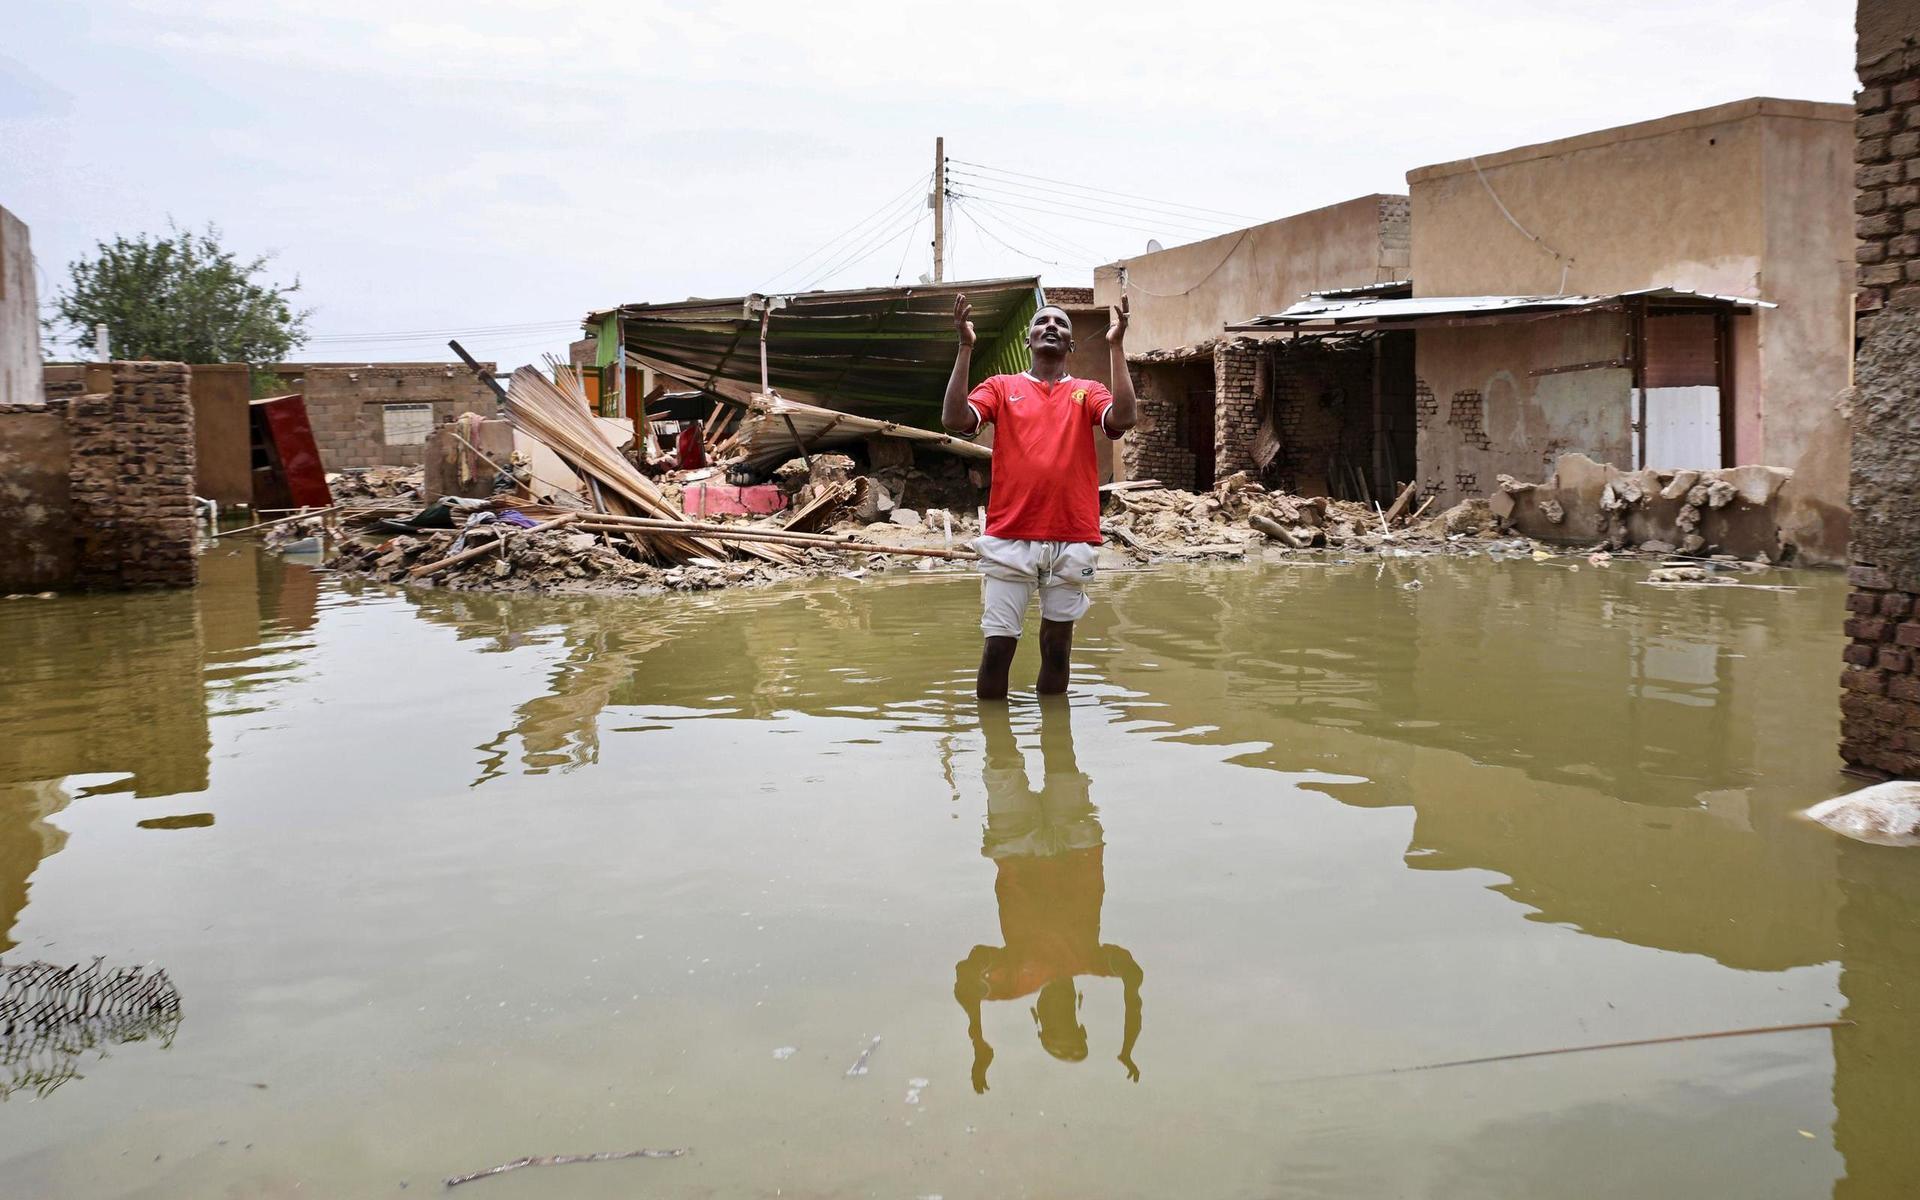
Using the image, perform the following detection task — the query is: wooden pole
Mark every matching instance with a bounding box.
[409,512,580,578]
[572,516,975,560]
[932,136,945,283]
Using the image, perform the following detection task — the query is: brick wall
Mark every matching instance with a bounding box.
[1844,26,1920,777]
[297,364,498,470]
[1266,339,1377,496]
[1213,339,1262,480]
[1123,360,1201,487]
[68,362,197,589]
[1855,47,1920,331]
[1841,565,1920,776]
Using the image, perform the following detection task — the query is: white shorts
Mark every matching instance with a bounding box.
[975,535,1097,638]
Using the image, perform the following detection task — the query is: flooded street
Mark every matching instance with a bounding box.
[4,547,1917,1198]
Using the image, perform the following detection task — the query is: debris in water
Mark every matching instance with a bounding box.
[771,1046,797,1060]
[1804,782,1920,847]
[845,1036,882,1078]
[444,1148,689,1188]
[904,1077,929,1105]
[1401,579,1422,591]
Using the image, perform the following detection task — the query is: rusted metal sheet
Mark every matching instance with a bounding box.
[1230,287,1775,333]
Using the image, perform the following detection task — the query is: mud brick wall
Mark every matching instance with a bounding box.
[1841,566,1920,776]
[1267,340,1376,496]
[299,364,498,470]
[1213,340,1262,481]
[1844,24,1920,777]
[69,362,198,589]
[1123,362,1199,488]
[1855,42,1920,333]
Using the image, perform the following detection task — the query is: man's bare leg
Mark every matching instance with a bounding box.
[977,636,1019,700]
[1037,619,1074,695]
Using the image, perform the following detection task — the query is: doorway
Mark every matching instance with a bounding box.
[1187,378,1216,488]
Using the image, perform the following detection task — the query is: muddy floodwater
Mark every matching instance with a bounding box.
[4,546,1919,1199]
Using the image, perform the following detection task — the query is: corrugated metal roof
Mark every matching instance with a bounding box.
[587,278,1044,423]
[1229,286,1774,332]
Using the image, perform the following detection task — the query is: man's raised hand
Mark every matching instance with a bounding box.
[1106,294,1130,346]
[955,293,976,347]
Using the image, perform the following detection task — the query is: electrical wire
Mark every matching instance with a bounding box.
[946,179,1227,238]
[793,187,929,291]
[962,196,1112,266]
[948,157,1259,222]
[945,188,1208,241]
[1116,229,1252,298]
[945,169,1238,233]
[762,172,931,291]
[893,202,929,285]
[1469,155,1573,293]
[952,200,1098,272]
[800,204,929,292]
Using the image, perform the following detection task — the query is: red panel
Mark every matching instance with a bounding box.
[255,394,334,508]
[680,483,790,517]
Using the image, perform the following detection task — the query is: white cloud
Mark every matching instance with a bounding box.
[3,0,1855,366]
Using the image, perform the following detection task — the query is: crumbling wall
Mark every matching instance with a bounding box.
[68,363,198,589]
[1213,339,1262,481]
[297,364,498,470]
[1123,361,1199,487]
[1492,453,1798,561]
[0,400,74,590]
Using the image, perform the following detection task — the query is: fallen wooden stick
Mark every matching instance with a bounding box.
[1276,1018,1849,1085]
[409,512,580,578]
[212,506,340,539]
[444,1147,689,1189]
[1381,480,1418,525]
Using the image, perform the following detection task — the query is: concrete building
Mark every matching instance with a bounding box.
[0,206,41,405]
[1091,195,1411,489]
[1403,98,1855,562]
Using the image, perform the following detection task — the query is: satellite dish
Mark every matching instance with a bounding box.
[1145,239,1163,253]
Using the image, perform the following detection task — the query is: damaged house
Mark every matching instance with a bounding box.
[1105,98,1856,564]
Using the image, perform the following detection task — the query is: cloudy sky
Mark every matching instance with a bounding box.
[4,0,1856,366]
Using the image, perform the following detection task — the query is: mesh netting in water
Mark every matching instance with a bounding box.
[0,957,182,1099]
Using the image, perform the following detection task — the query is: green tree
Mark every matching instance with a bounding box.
[50,224,311,368]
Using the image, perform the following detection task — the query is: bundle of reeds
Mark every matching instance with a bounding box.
[503,363,796,565]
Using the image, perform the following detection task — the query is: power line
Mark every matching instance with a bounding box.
[946,178,1228,238]
[893,202,929,284]
[762,172,930,291]
[962,195,1113,265]
[945,169,1239,233]
[948,157,1260,222]
[799,204,928,291]
[953,200,1098,272]
[945,188,1213,241]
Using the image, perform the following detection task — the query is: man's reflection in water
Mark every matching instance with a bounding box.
[955,699,1142,1092]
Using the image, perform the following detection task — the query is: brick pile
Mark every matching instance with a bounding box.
[1841,564,1920,777]
[68,362,197,589]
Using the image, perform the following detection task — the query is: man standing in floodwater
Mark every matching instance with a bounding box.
[942,294,1137,699]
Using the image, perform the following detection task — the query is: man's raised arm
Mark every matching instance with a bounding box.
[1104,294,1137,434]
[943,293,979,434]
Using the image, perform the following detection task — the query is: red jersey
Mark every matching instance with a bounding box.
[967,373,1116,543]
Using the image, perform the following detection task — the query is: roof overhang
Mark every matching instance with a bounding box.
[1227,287,1774,334]
[585,277,1044,422]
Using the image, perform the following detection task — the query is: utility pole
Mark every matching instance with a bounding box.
[932,136,945,283]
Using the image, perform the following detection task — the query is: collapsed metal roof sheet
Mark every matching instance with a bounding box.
[587,277,1043,423]
[1229,286,1775,332]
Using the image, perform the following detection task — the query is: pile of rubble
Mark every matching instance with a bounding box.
[325,466,423,502]
[324,524,880,595]
[1099,472,1480,560]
